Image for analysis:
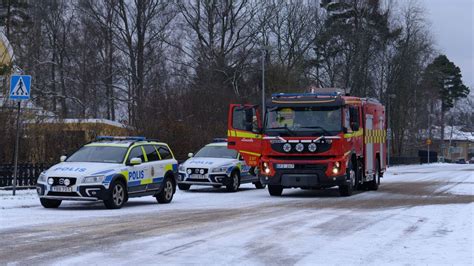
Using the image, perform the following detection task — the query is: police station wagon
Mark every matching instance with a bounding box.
[177,140,266,192]
[36,136,178,209]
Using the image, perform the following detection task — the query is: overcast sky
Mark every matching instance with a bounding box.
[418,0,473,87]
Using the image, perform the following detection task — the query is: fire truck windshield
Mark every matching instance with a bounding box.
[264,106,342,136]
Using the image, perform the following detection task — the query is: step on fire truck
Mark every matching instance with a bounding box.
[227,90,387,196]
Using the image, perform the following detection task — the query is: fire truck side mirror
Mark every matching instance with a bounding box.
[351,122,360,131]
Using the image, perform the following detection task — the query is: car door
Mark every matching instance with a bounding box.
[227,104,263,167]
[142,144,163,191]
[126,145,148,193]
[155,144,175,178]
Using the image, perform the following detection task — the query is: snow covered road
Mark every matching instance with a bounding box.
[1,163,473,265]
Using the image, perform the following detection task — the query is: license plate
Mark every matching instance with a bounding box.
[276,164,295,169]
[51,186,73,192]
[190,174,206,179]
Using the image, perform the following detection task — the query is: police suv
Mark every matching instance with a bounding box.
[177,140,265,192]
[36,136,178,209]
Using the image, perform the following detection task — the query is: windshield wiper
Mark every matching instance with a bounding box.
[267,125,296,136]
[298,126,332,136]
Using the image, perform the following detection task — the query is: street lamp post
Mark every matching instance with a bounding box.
[387,94,396,167]
[261,48,265,123]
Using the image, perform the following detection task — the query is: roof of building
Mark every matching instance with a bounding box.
[422,126,474,142]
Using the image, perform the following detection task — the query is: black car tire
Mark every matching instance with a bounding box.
[254,181,266,189]
[40,198,62,208]
[104,180,126,209]
[226,171,240,192]
[268,185,283,196]
[156,177,174,204]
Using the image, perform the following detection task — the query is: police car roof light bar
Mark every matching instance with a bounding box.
[212,138,228,143]
[96,136,146,142]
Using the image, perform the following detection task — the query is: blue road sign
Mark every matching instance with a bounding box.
[10,75,31,100]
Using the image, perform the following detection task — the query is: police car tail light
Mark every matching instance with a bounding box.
[82,175,105,183]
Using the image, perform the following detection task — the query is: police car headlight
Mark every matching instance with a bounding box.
[211,166,228,173]
[82,175,105,183]
[38,173,47,182]
[178,165,185,172]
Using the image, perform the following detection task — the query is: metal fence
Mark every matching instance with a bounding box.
[390,157,420,165]
[0,164,49,188]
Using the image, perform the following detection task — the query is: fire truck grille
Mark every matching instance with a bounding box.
[271,142,331,153]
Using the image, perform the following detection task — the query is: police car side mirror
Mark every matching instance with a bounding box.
[60,155,67,162]
[188,153,194,158]
[130,157,142,166]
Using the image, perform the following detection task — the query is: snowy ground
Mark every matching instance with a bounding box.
[0,163,472,265]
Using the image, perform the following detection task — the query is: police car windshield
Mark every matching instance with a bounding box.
[66,146,128,163]
[194,146,238,159]
[265,106,341,134]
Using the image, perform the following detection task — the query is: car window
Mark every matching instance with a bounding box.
[156,145,173,160]
[66,146,128,163]
[144,145,160,162]
[128,146,145,163]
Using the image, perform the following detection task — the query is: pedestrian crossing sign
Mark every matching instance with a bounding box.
[10,75,31,100]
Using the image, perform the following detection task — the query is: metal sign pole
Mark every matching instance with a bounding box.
[12,101,21,196]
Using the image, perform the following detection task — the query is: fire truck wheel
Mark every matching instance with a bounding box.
[339,161,355,196]
[268,185,283,196]
[226,171,240,192]
[178,184,191,191]
[254,181,266,189]
[368,159,380,191]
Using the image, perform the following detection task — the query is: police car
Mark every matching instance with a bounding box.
[36,136,178,209]
[177,140,265,192]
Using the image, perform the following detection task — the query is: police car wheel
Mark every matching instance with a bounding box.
[157,177,174,204]
[104,181,126,209]
[254,181,266,189]
[226,172,240,192]
[40,198,62,208]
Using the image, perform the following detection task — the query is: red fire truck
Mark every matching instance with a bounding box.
[227,90,387,196]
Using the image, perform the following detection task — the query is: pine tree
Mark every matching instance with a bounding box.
[422,55,470,146]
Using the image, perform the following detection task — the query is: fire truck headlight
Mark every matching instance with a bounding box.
[295,143,304,152]
[308,143,317,152]
[263,162,271,174]
[332,162,341,174]
[283,143,291,152]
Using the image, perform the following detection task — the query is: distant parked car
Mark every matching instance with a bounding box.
[455,159,467,164]
[469,157,474,164]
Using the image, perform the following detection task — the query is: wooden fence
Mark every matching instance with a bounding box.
[0,164,49,188]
